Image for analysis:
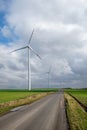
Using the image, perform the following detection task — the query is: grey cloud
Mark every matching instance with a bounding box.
[0,63,5,69]
[0,0,87,89]
[69,57,87,75]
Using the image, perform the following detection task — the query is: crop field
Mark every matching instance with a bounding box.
[65,89,87,106]
[0,91,43,115]
[0,91,41,103]
[0,88,58,115]
[65,89,87,130]
[31,88,58,92]
[65,93,87,130]
[0,88,58,103]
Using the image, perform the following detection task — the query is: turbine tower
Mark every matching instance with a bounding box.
[46,67,51,88]
[11,29,41,91]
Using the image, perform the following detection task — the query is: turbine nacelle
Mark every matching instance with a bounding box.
[10,29,41,90]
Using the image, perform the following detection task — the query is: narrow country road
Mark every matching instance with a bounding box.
[0,91,68,130]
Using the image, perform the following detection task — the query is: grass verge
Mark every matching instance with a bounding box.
[0,91,42,103]
[65,89,87,107]
[0,92,50,116]
[65,93,87,130]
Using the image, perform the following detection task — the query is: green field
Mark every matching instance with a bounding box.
[31,88,58,92]
[0,91,40,103]
[65,89,87,106]
[65,94,87,130]
[65,89,87,130]
[0,88,58,103]
[0,88,58,115]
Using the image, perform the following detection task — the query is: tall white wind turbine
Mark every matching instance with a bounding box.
[11,29,41,91]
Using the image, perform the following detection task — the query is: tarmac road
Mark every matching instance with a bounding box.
[0,91,68,130]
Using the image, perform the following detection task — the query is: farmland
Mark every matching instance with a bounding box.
[65,89,87,130]
[0,88,58,103]
[0,91,40,103]
[0,88,58,115]
[65,89,87,106]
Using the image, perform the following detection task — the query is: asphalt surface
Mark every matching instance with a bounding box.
[0,91,68,130]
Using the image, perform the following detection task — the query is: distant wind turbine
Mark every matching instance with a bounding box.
[46,67,51,88]
[11,29,41,91]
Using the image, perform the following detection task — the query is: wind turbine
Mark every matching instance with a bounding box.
[46,67,51,88]
[11,29,41,91]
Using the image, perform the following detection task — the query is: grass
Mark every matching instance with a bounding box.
[65,89,87,106]
[0,88,58,103]
[65,93,87,130]
[0,88,58,115]
[31,88,58,92]
[0,91,39,103]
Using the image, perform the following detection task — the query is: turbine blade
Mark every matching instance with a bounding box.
[28,29,34,45]
[10,46,28,53]
[29,46,41,60]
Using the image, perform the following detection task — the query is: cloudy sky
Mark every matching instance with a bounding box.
[0,0,87,89]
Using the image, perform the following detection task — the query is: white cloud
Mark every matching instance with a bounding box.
[0,0,87,88]
[1,26,12,38]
